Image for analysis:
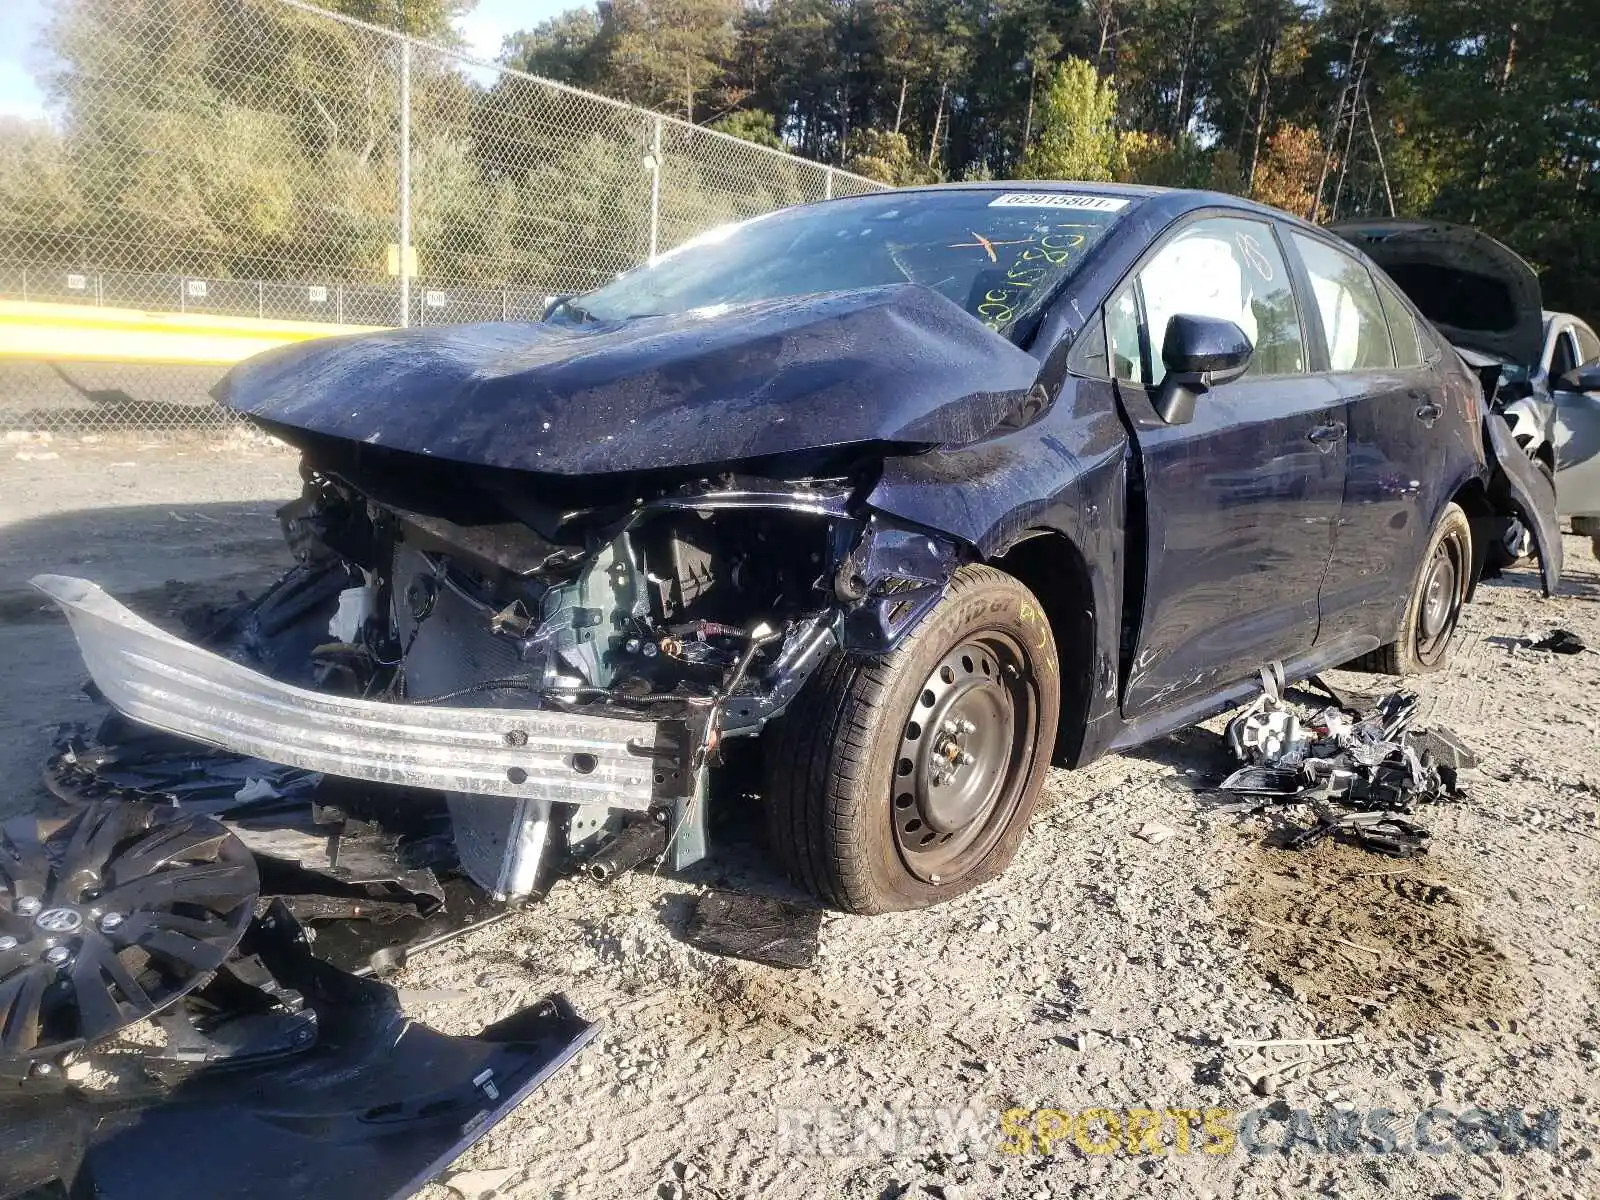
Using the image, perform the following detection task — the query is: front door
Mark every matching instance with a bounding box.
[1110,215,1347,717]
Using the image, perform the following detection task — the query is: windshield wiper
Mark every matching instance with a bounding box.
[545,296,594,324]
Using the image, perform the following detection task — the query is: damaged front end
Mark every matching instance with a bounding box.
[32,451,966,901]
[14,453,967,1196]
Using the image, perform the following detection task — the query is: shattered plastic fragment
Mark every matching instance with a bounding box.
[234,776,279,803]
[327,583,375,643]
[1216,766,1303,796]
[1522,629,1587,655]
[1136,821,1179,845]
[682,890,822,969]
[1211,676,1473,858]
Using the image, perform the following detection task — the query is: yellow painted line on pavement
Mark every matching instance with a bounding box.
[0,300,385,365]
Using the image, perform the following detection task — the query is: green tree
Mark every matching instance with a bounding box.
[500,8,604,83]
[0,118,82,264]
[1017,58,1122,182]
[843,127,940,185]
[595,0,742,121]
[709,109,784,150]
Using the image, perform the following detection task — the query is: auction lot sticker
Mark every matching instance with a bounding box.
[988,192,1130,211]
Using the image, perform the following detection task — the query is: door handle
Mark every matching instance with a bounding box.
[1307,421,1345,451]
[1414,401,1442,425]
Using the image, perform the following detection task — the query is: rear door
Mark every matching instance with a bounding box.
[1291,232,1445,642]
[1111,214,1347,717]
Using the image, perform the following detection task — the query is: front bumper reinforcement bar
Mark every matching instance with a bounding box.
[32,574,668,809]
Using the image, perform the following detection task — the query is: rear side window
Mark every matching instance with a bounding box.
[1137,216,1306,383]
[1577,322,1600,365]
[1551,331,1578,381]
[1292,234,1395,371]
[1375,278,1422,368]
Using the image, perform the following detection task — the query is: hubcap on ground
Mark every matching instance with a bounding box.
[0,802,258,1063]
[1416,528,1467,664]
[892,635,1037,883]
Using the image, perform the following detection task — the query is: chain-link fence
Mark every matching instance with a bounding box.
[0,0,887,433]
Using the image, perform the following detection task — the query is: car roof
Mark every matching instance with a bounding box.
[836,180,1324,233]
[1546,310,1597,333]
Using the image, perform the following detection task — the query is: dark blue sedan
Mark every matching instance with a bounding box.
[41,182,1561,914]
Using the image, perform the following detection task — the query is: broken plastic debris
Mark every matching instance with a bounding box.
[327,584,375,643]
[1217,766,1302,796]
[1211,673,1471,858]
[681,890,822,969]
[1135,821,1178,845]
[1521,629,1587,655]
[234,777,280,803]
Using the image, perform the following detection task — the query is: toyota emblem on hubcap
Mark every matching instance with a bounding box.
[34,907,84,934]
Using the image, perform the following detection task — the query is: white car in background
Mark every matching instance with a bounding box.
[1334,220,1600,561]
[1534,313,1600,557]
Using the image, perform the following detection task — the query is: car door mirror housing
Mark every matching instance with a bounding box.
[1155,314,1254,424]
[1559,364,1600,394]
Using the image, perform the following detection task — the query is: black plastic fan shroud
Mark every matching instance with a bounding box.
[0,801,258,1062]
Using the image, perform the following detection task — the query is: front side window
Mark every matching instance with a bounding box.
[1376,278,1423,368]
[555,189,1133,342]
[1135,216,1305,385]
[1292,234,1395,371]
[1106,282,1147,386]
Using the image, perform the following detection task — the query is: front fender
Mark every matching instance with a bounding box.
[1484,411,1561,595]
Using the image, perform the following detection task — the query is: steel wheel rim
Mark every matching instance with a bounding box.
[0,802,258,1062]
[892,633,1039,884]
[1416,527,1467,664]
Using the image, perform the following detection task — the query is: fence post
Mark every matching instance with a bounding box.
[825,167,834,200]
[648,117,662,263]
[398,37,412,328]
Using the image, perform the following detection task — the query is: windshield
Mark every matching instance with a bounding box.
[557,189,1134,341]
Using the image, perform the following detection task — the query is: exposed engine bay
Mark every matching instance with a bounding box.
[253,447,960,895]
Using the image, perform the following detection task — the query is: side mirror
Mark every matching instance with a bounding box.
[1154,314,1254,424]
[1559,364,1600,394]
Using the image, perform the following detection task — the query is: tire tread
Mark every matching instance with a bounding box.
[765,565,1050,912]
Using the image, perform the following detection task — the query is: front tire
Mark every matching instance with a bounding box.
[764,566,1060,913]
[1350,502,1472,676]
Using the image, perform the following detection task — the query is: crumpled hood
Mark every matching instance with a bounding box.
[1330,219,1542,366]
[216,284,1043,476]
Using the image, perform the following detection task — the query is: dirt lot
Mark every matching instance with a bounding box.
[4,433,1600,1200]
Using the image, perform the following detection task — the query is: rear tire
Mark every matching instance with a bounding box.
[763,565,1060,914]
[1349,502,1472,676]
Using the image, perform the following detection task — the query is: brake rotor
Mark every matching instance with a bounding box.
[0,801,258,1063]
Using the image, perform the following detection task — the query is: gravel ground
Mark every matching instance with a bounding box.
[3,433,1599,1200]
